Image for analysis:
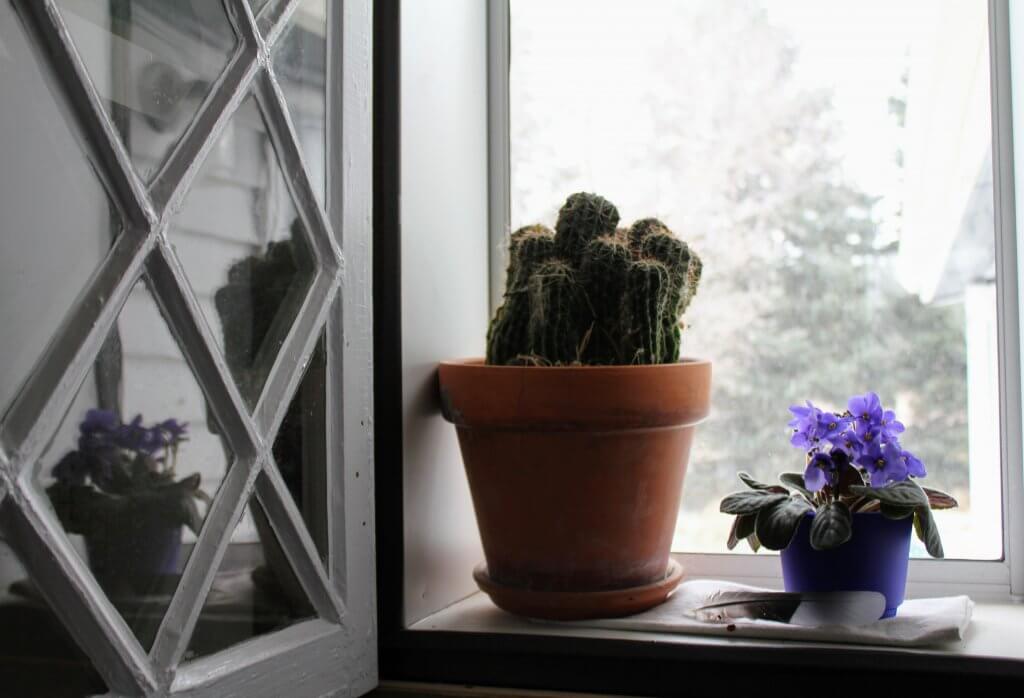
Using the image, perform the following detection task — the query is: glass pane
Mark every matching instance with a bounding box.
[0,541,108,696]
[273,335,328,565]
[0,4,121,418]
[54,0,238,182]
[168,94,318,411]
[32,279,234,650]
[274,0,328,209]
[248,0,272,19]
[510,0,1000,560]
[183,480,315,660]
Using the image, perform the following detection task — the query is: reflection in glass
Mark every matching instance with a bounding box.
[0,6,121,417]
[274,0,328,208]
[248,0,273,19]
[33,280,232,650]
[168,94,317,410]
[183,481,315,660]
[55,0,238,181]
[0,542,108,696]
[510,0,1000,559]
[273,335,328,565]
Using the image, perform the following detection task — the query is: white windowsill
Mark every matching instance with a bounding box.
[411,588,1024,671]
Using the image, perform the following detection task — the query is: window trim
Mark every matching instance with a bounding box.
[489,0,1024,600]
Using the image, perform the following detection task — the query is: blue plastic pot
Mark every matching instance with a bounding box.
[780,512,912,619]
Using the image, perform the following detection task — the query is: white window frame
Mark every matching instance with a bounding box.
[488,0,1024,602]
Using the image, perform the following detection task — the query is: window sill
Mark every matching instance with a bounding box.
[408,588,1024,677]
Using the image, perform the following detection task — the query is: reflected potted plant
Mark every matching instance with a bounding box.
[439,192,711,620]
[46,409,209,596]
[719,392,958,618]
[213,223,316,616]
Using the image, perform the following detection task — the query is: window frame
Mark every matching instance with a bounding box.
[374,0,1024,693]
[489,0,1024,600]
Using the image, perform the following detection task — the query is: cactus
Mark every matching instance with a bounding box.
[486,192,702,365]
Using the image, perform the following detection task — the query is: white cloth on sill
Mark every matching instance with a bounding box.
[558,579,973,647]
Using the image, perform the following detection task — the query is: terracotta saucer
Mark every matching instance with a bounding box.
[472,560,684,621]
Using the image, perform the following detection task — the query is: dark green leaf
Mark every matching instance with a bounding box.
[739,471,787,493]
[922,487,958,511]
[747,533,761,552]
[835,464,866,496]
[726,513,757,550]
[181,496,203,535]
[779,472,813,499]
[719,490,789,515]
[810,501,853,551]
[850,479,928,508]
[755,497,813,550]
[914,506,944,558]
[880,502,914,520]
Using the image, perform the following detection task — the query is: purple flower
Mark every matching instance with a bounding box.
[856,441,908,487]
[115,414,163,455]
[901,448,926,478]
[817,412,852,446]
[79,409,118,435]
[158,418,189,447]
[788,401,823,448]
[880,409,905,439]
[804,451,836,492]
[848,392,883,436]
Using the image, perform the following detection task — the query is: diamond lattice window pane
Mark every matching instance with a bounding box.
[182,479,315,660]
[272,334,327,565]
[167,94,318,411]
[0,5,123,418]
[54,0,239,182]
[248,0,272,18]
[273,0,327,209]
[32,278,236,651]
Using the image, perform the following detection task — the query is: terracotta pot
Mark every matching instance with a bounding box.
[438,358,711,618]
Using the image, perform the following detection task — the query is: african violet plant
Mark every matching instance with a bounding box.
[46,409,210,536]
[719,392,958,557]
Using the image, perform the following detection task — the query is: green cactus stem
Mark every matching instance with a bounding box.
[486,192,702,366]
[528,260,585,363]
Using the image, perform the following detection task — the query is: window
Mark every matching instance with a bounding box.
[377,1,1024,692]
[506,0,1020,585]
[0,1,374,695]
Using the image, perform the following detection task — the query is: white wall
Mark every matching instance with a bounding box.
[401,0,490,625]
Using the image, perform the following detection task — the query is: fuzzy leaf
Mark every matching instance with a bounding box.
[779,472,813,499]
[747,533,762,552]
[835,464,867,496]
[755,497,813,550]
[850,479,929,509]
[738,471,787,494]
[922,487,958,511]
[727,513,757,550]
[810,501,853,551]
[880,502,914,520]
[914,506,944,558]
[720,490,789,516]
[181,496,203,535]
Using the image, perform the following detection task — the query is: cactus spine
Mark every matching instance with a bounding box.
[486,193,702,366]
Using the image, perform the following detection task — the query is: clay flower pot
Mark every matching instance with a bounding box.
[438,357,711,619]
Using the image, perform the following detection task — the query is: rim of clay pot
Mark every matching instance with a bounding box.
[438,357,712,431]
